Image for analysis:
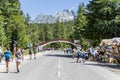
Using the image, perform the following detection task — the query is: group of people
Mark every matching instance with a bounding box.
[72,48,88,63]
[4,47,24,73]
[29,46,38,60]
[64,48,70,54]
[0,45,38,73]
[70,45,120,64]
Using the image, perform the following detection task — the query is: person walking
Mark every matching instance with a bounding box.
[72,48,76,59]
[0,46,3,63]
[4,48,11,73]
[64,48,66,54]
[66,48,69,54]
[76,48,81,63]
[21,48,25,61]
[15,48,22,73]
[81,49,86,63]
[33,46,38,59]
[29,48,33,60]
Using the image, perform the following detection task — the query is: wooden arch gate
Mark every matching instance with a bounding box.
[39,38,81,50]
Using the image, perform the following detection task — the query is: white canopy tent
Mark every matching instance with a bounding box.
[100,39,113,46]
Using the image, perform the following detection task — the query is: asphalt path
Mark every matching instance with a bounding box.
[0,51,120,80]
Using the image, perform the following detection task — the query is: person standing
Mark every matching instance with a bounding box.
[4,48,11,73]
[15,48,22,73]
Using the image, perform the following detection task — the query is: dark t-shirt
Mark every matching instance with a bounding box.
[29,49,32,54]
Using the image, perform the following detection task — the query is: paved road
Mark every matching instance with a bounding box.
[0,51,120,80]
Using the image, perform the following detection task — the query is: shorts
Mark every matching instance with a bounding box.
[15,58,22,62]
[29,52,32,55]
[77,55,80,58]
[33,51,37,54]
[5,58,11,62]
[5,56,11,62]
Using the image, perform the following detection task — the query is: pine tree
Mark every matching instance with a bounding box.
[74,3,87,40]
[0,16,6,48]
[44,23,53,41]
[0,0,30,48]
[87,0,120,42]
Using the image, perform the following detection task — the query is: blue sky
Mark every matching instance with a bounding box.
[20,0,90,20]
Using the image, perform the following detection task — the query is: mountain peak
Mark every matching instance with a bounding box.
[32,9,76,23]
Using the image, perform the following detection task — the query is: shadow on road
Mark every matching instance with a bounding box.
[0,71,18,74]
[84,62,120,70]
[44,54,72,58]
[0,71,8,73]
[24,59,31,61]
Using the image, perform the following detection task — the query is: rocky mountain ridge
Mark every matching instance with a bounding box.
[32,9,76,23]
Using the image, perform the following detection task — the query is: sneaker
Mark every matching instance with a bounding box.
[34,57,36,59]
[6,71,10,73]
[17,69,20,73]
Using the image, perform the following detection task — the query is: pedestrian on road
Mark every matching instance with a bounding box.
[81,49,86,63]
[29,47,33,60]
[72,48,76,59]
[64,48,66,54]
[33,46,37,59]
[4,48,11,73]
[0,46,3,63]
[15,48,22,73]
[66,48,69,54]
[21,48,25,61]
[76,48,81,63]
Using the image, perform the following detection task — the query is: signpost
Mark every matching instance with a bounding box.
[27,43,33,48]
[74,40,80,44]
